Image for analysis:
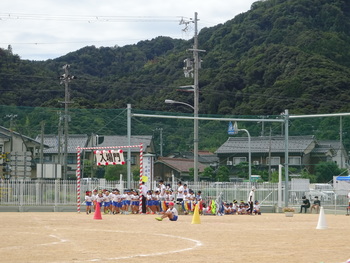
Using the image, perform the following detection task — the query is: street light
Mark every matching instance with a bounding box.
[165,99,195,110]
[233,122,251,182]
[165,99,198,183]
[238,128,252,182]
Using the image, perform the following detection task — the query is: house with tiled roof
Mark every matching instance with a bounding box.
[317,140,348,169]
[35,134,89,179]
[215,135,341,174]
[154,157,208,181]
[0,126,43,179]
[169,150,219,166]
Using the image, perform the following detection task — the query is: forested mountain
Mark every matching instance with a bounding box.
[2,0,350,159]
[1,0,350,116]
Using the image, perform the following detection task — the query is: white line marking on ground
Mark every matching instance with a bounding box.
[0,233,68,251]
[87,232,202,262]
[39,234,68,246]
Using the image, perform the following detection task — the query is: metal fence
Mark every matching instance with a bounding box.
[1,180,348,211]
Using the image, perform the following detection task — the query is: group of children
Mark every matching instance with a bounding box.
[84,188,140,215]
[221,200,261,215]
[84,187,202,217]
[84,186,261,218]
[144,188,176,214]
[203,200,261,215]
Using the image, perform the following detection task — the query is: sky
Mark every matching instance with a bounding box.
[1,0,257,61]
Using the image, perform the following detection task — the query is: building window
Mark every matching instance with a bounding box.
[67,155,76,164]
[289,157,301,165]
[233,157,247,165]
[131,156,136,165]
[266,157,280,165]
[44,156,52,162]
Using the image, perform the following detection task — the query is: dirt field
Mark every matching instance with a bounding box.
[1,211,349,263]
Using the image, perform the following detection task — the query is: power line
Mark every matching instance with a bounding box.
[0,13,182,23]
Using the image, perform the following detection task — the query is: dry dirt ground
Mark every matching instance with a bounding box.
[1,211,349,263]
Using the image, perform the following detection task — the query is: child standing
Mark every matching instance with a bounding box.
[146,190,153,214]
[91,189,98,212]
[111,189,122,215]
[85,191,93,215]
[152,190,160,214]
[182,190,189,214]
[131,190,140,214]
[121,190,131,214]
[95,191,104,211]
[103,190,111,214]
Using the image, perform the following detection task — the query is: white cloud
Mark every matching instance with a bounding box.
[0,0,256,60]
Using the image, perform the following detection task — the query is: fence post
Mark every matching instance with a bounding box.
[36,180,40,205]
[19,179,24,211]
[54,179,59,212]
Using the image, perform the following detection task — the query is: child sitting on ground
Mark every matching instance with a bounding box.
[253,200,261,215]
[155,202,178,221]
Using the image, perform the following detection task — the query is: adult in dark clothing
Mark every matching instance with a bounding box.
[310,196,321,213]
[300,196,311,213]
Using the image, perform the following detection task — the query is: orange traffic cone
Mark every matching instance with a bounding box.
[93,202,102,220]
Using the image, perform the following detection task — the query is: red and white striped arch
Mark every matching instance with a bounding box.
[76,144,143,214]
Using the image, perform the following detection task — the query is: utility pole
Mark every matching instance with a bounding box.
[340,116,343,169]
[192,12,200,184]
[181,12,205,183]
[127,104,131,189]
[156,128,163,157]
[284,109,289,208]
[40,121,45,178]
[6,114,17,152]
[268,127,272,181]
[57,111,62,168]
[59,65,76,180]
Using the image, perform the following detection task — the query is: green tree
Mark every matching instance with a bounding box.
[216,166,230,182]
[188,168,195,181]
[82,159,92,178]
[201,166,215,181]
[235,162,250,180]
[299,169,317,183]
[104,164,127,181]
[314,161,343,183]
[132,168,140,182]
[270,170,283,183]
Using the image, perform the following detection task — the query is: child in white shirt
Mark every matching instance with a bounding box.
[155,202,178,221]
